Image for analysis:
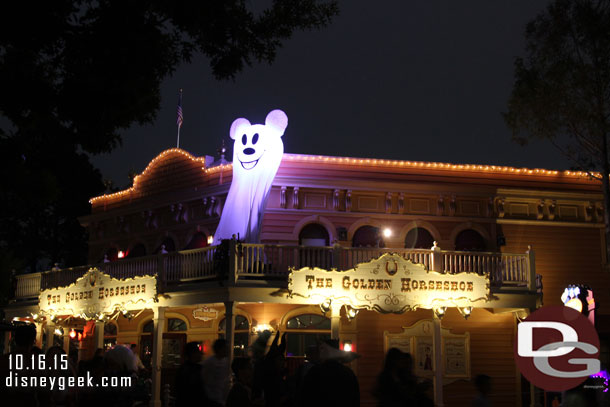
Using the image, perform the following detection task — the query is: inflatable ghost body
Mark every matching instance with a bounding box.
[213,109,288,244]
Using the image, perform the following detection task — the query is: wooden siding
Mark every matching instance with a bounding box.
[355,308,517,407]
[501,224,608,311]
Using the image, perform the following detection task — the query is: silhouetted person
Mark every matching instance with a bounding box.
[130,343,145,371]
[39,345,75,407]
[472,374,492,407]
[226,357,262,407]
[175,342,213,406]
[261,332,290,407]
[0,324,38,405]
[202,338,230,406]
[299,340,360,407]
[374,348,418,407]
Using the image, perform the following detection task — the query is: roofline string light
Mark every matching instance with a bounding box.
[89,150,600,205]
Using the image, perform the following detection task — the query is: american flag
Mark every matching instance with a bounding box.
[177,89,183,129]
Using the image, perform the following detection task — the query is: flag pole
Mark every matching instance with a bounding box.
[176,88,183,148]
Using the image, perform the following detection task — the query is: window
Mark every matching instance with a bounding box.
[285,314,331,357]
[103,322,118,350]
[455,229,486,252]
[405,228,435,249]
[352,225,384,247]
[219,315,250,357]
[167,318,187,332]
[127,243,146,258]
[299,224,329,247]
[140,320,154,368]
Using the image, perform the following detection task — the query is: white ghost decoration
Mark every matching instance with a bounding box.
[213,109,288,244]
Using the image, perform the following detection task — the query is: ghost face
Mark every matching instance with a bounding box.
[229,109,288,172]
[235,123,269,171]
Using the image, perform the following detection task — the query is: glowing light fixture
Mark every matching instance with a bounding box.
[383,228,392,238]
[207,235,214,245]
[460,306,473,319]
[54,328,63,336]
[434,306,447,319]
[69,329,76,339]
[117,250,125,259]
[346,306,359,320]
[254,323,273,333]
[343,341,353,352]
[320,298,332,313]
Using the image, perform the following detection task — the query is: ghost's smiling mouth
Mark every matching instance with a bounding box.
[240,159,259,170]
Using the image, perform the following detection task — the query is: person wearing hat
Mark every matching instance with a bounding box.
[297,339,360,407]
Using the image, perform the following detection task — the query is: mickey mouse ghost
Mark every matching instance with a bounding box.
[214,109,288,244]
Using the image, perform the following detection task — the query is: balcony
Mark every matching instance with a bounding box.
[11,243,539,301]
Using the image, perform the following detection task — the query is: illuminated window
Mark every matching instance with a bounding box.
[299,224,329,247]
[455,229,486,252]
[405,228,435,249]
[219,315,250,357]
[352,225,384,248]
[285,314,331,357]
[103,322,118,350]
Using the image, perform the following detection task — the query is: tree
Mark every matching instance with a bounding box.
[0,1,339,277]
[504,0,610,266]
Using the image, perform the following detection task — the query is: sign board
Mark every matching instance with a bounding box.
[192,307,219,321]
[288,253,490,313]
[39,268,157,319]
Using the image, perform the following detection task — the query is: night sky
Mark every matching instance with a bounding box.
[92,0,570,188]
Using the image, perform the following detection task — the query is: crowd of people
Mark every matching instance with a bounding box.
[1,324,500,407]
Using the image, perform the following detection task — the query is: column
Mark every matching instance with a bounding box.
[151,306,166,407]
[224,301,235,363]
[44,321,55,351]
[3,331,11,354]
[34,322,44,349]
[330,303,341,340]
[62,330,70,355]
[94,321,104,351]
[433,314,444,407]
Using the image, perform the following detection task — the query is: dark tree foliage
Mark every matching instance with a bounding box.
[504,0,610,265]
[0,1,339,285]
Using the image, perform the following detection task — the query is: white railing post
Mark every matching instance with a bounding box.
[431,242,443,272]
[228,238,238,285]
[527,245,536,292]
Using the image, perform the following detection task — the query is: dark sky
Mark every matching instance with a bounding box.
[92,0,570,188]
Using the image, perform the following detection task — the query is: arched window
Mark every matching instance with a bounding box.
[299,224,330,247]
[455,229,486,252]
[103,322,118,350]
[352,225,384,248]
[127,243,146,258]
[219,315,250,357]
[285,314,331,357]
[105,247,118,262]
[184,232,209,250]
[167,318,187,332]
[154,237,176,254]
[404,228,435,249]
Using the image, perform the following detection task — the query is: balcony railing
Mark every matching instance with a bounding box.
[11,243,538,300]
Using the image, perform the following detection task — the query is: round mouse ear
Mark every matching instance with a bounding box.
[265,109,288,136]
[230,118,251,140]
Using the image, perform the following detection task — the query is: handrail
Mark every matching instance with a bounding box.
[12,244,534,299]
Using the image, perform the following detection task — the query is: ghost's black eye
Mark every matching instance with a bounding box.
[252,133,259,145]
[241,134,247,145]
